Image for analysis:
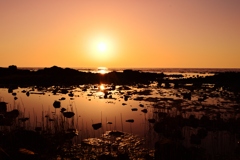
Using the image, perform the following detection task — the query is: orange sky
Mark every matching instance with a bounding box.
[1,0,240,68]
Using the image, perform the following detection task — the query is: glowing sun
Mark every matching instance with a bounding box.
[84,33,118,63]
[97,42,107,52]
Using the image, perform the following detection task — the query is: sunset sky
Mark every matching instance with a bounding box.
[1,0,240,68]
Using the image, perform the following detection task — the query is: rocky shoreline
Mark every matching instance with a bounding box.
[1,65,240,92]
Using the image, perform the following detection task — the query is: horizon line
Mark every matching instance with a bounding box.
[2,66,240,69]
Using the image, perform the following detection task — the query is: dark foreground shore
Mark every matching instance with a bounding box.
[1,65,240,159]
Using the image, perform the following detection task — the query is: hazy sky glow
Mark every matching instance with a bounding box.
[1,0,240,68]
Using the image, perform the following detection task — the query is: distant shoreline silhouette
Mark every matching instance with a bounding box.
[0,65,240,92]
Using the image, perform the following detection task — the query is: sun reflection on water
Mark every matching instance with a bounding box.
[99,84,105,90]
[97,67,108,74]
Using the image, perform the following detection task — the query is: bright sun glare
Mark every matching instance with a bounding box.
[85,34,118,63]
[97,43,107,52]
[100,84,105,90]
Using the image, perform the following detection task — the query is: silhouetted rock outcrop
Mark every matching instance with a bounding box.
[0,66,165,86]
[1,66,240,93]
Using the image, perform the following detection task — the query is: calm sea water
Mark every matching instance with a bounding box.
[19,67,240,73]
